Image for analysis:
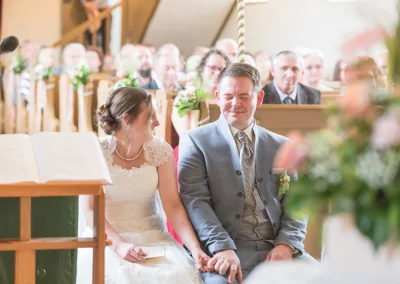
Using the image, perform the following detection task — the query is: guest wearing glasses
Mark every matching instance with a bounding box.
[194,48,231,99]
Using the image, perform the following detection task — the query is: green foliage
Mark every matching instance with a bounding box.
[174,87,212,118]
[70,64,92,91]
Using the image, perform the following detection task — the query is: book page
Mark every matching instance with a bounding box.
[0,134,39,184]
[31,132,112,184]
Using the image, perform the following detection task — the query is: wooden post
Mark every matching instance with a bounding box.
[15,197,35,284]
[105,16,111,54]
[92,187,106,284]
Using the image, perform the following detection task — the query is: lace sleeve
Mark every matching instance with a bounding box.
[98,136,116,166]
[143,137,173,167]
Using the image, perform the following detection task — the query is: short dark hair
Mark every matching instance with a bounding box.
[217,63,261,92]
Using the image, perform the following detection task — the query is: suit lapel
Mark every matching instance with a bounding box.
[216,116,241,176]
[269,83,282,104]
[297,84,307,104]
[253,124,272,201]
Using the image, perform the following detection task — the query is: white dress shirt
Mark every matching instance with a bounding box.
[273,80,297,103]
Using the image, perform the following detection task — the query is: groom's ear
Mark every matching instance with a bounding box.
[215,90,221,105]
[256,90,265,107]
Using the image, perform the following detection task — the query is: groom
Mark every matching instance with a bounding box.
[179,63,313,284]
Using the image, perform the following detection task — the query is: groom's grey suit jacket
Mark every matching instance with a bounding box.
[179,116,307,256]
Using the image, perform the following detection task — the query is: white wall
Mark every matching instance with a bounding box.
[219,0,398,79]
[1,0,62,45]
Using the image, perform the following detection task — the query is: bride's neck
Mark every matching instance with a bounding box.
[113,131,143,159]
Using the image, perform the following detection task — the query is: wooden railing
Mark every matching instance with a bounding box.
[53,2,123,53]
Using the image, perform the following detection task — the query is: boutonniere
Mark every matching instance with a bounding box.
[278,173,290,195]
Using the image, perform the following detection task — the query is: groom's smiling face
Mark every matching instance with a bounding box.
[216,76,264,130]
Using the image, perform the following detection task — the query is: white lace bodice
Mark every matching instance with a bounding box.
[98,135,173,242]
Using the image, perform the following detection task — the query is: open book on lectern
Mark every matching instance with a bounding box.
[0,132,112,184]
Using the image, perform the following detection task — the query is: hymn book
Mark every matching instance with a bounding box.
[0,132,112,184]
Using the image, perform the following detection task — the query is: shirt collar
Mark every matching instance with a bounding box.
[273,80,297,103]
[229,121,254,142]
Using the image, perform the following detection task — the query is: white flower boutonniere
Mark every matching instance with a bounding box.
[278,173,290,195]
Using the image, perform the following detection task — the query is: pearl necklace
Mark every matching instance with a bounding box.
[115,144,144,161]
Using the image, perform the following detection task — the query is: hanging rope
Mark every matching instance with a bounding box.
[236,0,246,63]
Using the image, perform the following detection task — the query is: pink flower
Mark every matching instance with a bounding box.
[340,81,372,119]
[116,70,127,78]
[274,131,308,174]
[372,114,400,149]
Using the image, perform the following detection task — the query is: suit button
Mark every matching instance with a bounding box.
[236,170,241,176]
[37,268,46,278]
[236,214,241,219]
[257,177,263,182]
[237,192,243,197]
[273,223,277,228]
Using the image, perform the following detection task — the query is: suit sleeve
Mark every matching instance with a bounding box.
[178,133,237,254]
[275,172,307,253]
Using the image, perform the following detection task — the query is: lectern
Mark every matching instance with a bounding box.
[0,132,112,284]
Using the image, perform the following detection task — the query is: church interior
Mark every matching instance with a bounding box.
[0,0,399,283]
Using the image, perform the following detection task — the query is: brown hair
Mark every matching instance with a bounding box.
[87,45,105,69]
[97,87,153,135]
[217,62,261,92]
[196,48,231,86]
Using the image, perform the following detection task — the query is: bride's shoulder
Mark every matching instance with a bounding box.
[98,135,116,155]
[143,137,173,167]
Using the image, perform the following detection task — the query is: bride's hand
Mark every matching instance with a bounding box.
[115,241,147,263]
[191,247,212,272]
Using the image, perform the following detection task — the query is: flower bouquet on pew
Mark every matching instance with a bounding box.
[113,70,139,90]
[9,53,27,74]
[70,62,92,91]
[34,65,54,82]
[174,85,211,118]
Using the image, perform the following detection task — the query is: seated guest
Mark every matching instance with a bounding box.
[155,53,183,91]
[301,49,334,91]
[243,52,256,67]
[54,43,86,75]
[262,51,321,104]
[101,53,116,73]
[345,56,387,89]
[86,46,104,73]
[157,43,180,57]
[333,59,347,82]
[134,45,159,89]
[255,50,273,86]
[194,48,231,98]
[118,43,136,72]
[215,38,238,62]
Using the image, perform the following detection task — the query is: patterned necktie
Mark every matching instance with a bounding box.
[283,97,293,105]
[237,131,255,195]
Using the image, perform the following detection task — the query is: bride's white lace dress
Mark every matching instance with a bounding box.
[76,135,201,284]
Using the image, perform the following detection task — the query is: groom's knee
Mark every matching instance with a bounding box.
[201,272,234,284]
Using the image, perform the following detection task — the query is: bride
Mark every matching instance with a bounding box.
[76,87,210,283]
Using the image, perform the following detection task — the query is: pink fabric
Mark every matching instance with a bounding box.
[166,145,183,245]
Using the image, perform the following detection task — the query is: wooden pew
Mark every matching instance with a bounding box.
[208,104,328,259]
[322,90,341,96]
[321,94,341,105]
[40,78,59,132]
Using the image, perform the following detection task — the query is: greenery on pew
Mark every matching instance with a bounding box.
[70,63,92,91]
[9,53,27,74]
[174,85,211,118]
[113,70,139,90]
[34,65,54,81]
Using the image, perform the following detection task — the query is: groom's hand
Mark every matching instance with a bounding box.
[208,249,243,284]
[266,244,294,262]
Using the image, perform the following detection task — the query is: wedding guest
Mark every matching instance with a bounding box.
[263,51,321,104]
[53,43,86,75]
[86,46,104,73]
[302,50,333,91]
[215,38,238,62]
[102,53,117,73]
[134,45,159,89]
[118,43,136,72]
[155,53,183,91]
[157,43,180,57]
[194,48,231,98]
[254,50,272,86]
[333,59,347,82]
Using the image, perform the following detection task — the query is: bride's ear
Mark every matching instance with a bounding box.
[122,113,130,126]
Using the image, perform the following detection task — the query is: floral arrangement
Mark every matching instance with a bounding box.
[9,53,27,74]
[70,62,92,91]
[112,70,139,90]
[34,65,54,81]
[275,76,400,249]
[174,85,211,118]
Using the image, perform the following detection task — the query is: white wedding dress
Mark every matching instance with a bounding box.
[76,135,202,284]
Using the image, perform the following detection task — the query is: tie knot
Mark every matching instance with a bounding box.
[283,97,293,105]
[237,131,250,145]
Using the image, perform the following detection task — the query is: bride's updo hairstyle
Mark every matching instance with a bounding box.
[97,87,153,135]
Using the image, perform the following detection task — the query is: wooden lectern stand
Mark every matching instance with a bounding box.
[0,132,113,283]
[0,183,107,284]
